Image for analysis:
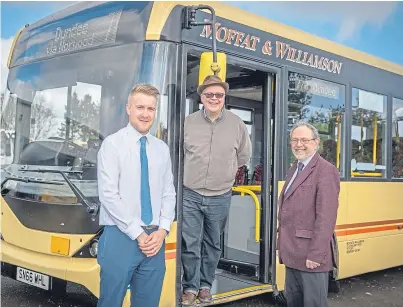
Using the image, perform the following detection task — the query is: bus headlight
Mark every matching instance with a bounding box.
[72,231,102,258]
[89,239,98,257]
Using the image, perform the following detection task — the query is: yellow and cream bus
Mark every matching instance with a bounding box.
[1,2,402,306]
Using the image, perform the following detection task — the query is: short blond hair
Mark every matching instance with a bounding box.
[129,84,160,100]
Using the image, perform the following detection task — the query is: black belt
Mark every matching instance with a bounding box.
[142,225,158,230]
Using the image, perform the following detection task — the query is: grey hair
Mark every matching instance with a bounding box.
[290,121,320,139]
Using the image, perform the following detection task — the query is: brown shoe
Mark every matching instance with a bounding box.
[181,292,197,306]
[198,288,212,303]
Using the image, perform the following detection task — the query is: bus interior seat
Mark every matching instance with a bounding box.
[234,165,249,185]
[251,163,262,185]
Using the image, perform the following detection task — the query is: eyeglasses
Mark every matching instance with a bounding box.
[290,138,317,145]
[202,92,225,99]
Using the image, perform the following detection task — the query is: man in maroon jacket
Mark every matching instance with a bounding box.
[277,122,340,307]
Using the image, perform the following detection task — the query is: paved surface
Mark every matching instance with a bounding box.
[1,266,402,306]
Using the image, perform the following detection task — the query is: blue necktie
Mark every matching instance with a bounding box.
[140,136,152,225]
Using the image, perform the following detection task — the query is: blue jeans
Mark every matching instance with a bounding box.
[181,187,232,294]
[97,225,165,307]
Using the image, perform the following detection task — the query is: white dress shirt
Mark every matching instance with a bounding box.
[284,152,316,194]
[97,123,176,240]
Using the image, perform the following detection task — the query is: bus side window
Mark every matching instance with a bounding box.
[392,97,403,179]
[351,88,387,178]
[287,72,346,175]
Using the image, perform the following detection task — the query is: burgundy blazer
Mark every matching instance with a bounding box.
[277,152,340,272]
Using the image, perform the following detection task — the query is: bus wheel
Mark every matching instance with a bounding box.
[329,279,341,294]
[273,291,287,306]
[50,278,67,298]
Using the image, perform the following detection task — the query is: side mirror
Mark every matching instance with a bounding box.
[198,52,227,84]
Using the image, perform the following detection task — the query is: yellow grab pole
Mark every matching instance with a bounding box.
[231,186,261,242]
[336,115,341,169]
[373,117,377,165]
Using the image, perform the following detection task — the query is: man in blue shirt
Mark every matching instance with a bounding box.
[97,84,176,307]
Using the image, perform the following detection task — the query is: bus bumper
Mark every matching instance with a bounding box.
[0,240,100,297]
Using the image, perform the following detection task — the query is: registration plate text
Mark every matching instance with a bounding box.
[16,267,50,290]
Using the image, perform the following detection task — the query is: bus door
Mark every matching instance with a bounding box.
[183,50,278,297]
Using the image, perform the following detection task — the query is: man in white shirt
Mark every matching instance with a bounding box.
[96,84,176,307]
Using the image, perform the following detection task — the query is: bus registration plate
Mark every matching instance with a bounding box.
[16,267,50,290]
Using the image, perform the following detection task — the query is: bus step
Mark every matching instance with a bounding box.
[218,258,259,278]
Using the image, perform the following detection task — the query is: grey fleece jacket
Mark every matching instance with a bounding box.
[184,108,252,196]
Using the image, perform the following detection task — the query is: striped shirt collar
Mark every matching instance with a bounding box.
[202,106,226,123]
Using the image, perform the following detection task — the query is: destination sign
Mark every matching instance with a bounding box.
[296,79,340,99]
[288,72,342,100]
[45,10,123,56]
[13,3,125,65]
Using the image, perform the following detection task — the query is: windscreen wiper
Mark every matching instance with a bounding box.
[1,176,64,189]
[18,168,99,221]
[1,176,64,202]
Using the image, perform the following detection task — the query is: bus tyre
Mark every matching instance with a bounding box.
[50,278,67,298]
[273,291,287,306]
[329,279,341,294]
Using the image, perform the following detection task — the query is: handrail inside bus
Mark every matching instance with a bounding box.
[351,171,383,177]
[373,117,378,165]
[235,185,262,192]
[231,186,261,242]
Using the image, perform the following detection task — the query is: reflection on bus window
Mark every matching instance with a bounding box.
[1,130,13,166]
[228,107,252,122]
[152,95,169,144]
[1,92,17,165]
[392,97,403,178]
[351,88,387,178]
[228,107,253,173]
[137,43,178,145]
[30,83,101,144]
[287,72,346,175]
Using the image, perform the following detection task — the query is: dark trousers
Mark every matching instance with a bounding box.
[97,225,166,307]
[181,187,231,294]
[285,267,329,307]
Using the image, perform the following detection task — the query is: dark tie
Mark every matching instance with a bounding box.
[297,162,304,174]
[140,136,152,225]
[285,162,304,196]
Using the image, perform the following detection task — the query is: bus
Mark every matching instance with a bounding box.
[1,1,402,306]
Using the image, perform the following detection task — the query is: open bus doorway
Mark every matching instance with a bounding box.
[183,50,277,300]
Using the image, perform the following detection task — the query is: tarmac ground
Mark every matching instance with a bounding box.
[1,266,402,307]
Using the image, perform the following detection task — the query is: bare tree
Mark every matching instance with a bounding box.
[58,92,100,142]
[0,94,17,131]
[31,96,57,140]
